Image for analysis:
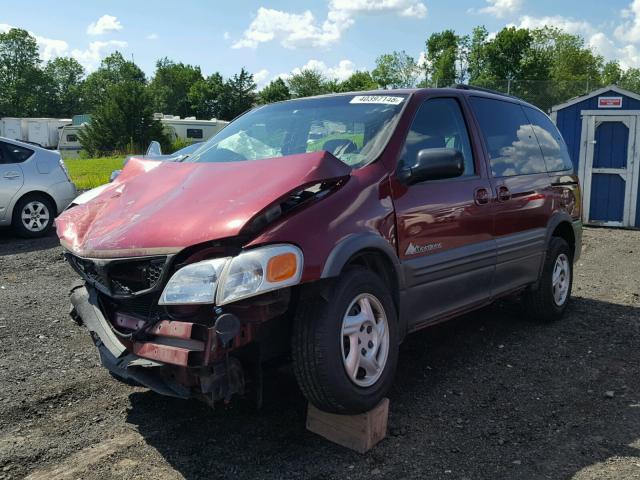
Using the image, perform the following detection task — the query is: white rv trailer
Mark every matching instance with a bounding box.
[57,124,84,159]
[0,117,71,148]
[56,116,228,158]
[158,116,229,144]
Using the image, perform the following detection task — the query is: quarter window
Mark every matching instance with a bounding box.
[401,97,475,177]
[523,106,573,172]
[469,97,546,177]
[0,141,33,164]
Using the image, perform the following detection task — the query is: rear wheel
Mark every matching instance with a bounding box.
[292,268,399,414]
[523,237,573,322]
[12,194,55,238]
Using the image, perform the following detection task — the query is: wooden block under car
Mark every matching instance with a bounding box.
[306,398,389,453]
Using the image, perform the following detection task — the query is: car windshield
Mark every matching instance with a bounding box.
[187,94,408,168]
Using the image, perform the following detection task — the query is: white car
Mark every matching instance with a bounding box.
[0,137,76,237]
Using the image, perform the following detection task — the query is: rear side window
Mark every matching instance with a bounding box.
[401,97,475,177]
[469,97,546,177]
[523,106,573,172]
[0,141,33,164]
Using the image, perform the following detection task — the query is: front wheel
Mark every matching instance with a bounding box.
[522,237,573,322]
[292,268,399,414]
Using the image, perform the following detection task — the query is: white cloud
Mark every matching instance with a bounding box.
[35,35,69,61]
[475,0,522,18]
[233,1,426,49]
[72,40,128,71]
[516,15,595,36]
[615,0,640,42]
[223,31,231,40]
[291,59,357,81]
[0,23,69,61]
[146,33,159,40]
[87,15,123,35]
[329,0,427,17]
[253,68,270,87]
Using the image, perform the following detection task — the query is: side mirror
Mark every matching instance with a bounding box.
[399,148,465,185]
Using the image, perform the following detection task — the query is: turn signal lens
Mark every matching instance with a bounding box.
[267,253,297,282]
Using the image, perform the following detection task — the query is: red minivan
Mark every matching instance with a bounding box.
[58,87,582,414]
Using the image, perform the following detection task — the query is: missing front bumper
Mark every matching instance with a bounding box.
[69,285,245,404]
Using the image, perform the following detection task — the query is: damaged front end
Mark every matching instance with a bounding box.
[58,151,351,407]
[66,243,294,406]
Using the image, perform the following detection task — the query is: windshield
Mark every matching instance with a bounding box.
[187,94,408,168]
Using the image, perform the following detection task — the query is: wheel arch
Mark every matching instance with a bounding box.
[320,233,406,335]
[545,212,577,259]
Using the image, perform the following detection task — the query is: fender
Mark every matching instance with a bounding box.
[320,232,404,287]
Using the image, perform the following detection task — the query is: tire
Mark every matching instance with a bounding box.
[292,267,399,414]
[522,237,573,322]
[12,194,55,238]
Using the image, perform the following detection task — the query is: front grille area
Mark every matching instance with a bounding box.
[67,254,170,298]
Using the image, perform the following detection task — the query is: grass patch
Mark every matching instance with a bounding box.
[64,156,125,190]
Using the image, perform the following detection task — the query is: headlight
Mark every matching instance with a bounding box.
[158,244,303,306]
[159,257,228,305]
[217,245,303,305]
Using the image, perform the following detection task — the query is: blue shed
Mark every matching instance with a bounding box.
[551,85,640,228]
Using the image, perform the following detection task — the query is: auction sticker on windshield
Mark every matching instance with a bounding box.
[350,95,404,105]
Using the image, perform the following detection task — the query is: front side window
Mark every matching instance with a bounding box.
[0,141,33,164]
[187,94,408,169]
[401,97,475,177]
[469,97,547,177]
[523,106,573,172]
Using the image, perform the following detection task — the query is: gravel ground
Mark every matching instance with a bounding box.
[0,226,639,480]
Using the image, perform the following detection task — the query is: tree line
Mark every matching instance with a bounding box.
[2,25,640,155]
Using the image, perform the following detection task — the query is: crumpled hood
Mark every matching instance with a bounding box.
[57,151,351,258]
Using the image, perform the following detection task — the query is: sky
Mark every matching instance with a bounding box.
[2,0,640,88]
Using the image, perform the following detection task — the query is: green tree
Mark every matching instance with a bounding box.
[41,57,85,117]
[338,71,378,92]
[426,30,461,86]
[371,51,419,88]
[0,28,42,116]
[467,26,489,84]
[620,68,640,92]
[218,68,257,119]
[188,72,225,118]
[81,52,146,112]
[79,81,167,156]
[602,61,623,86]
[148,58,203,117]
[258,77,291,104]
[287,69,329,98]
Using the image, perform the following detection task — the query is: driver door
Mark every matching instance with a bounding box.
[392,96,496,328]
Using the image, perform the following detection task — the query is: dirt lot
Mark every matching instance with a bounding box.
[0,227,639,480]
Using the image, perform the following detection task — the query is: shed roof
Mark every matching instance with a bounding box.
[551,85,640,112]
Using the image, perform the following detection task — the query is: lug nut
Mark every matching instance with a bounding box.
[368,341,373,348]
[361,348,366,355]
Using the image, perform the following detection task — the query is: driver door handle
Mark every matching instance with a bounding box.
[474,187,490,205]
[3,171,20,180]
[497,185,511,202]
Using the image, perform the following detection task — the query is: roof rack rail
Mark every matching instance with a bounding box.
[451,84,519,100]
